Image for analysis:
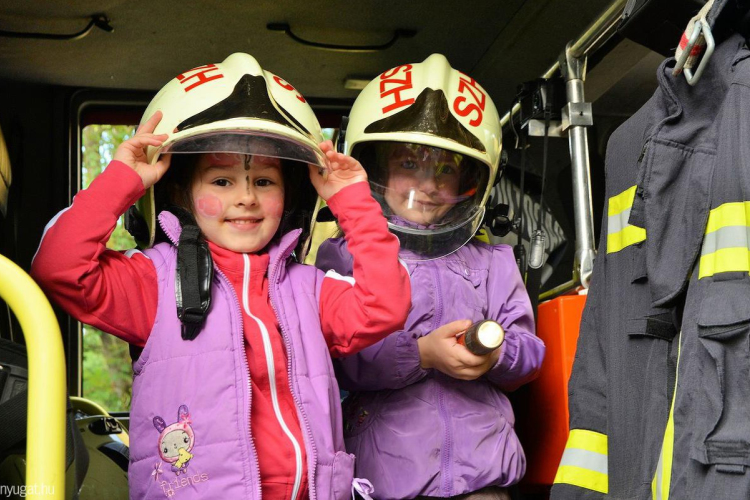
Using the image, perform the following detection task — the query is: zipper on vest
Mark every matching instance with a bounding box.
[215,266,263,499]
[160,215,264,497]
[243,254,303,500]
[268,246,319,500]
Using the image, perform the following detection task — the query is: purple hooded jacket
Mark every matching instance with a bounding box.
[316,239,545,499]
[128,212,358,500]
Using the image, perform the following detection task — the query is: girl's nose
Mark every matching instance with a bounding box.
[236,186,258,207]
[418,171,440,194]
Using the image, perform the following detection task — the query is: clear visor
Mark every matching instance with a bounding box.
[160,130,326,168]
[353,141,490,259]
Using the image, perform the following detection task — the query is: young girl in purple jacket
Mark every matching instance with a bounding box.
[316,54,546,500]
[32,53,410,500]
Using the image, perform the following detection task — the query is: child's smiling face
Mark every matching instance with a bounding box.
[383,144,461,225]
[191,153,285,253]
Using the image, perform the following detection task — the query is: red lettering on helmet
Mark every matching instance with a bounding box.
[379,65,415,114]
[273,76,307,103]
[453,73,486,127]
[176,64,224,92]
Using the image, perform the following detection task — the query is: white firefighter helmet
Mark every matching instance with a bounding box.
[133,52,325,251]
[343,53,502,259]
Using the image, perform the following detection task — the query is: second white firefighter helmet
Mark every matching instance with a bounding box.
[343,53,502,259]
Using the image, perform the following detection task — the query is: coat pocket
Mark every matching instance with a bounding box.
[693,274,750,473]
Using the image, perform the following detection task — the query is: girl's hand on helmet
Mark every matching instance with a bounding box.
[114,110,172,190]
[308,140,368,201]
[417,319,501,380]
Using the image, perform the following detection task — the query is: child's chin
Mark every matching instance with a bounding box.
[216,238,270,254]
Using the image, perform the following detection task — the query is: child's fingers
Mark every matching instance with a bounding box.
[137,110,164,135]
[153,153,172,180]
[126,134,168,149]
[325,149,340,171]
[318,140,335,154]
[330,152,363,172]
[433,319,473,338]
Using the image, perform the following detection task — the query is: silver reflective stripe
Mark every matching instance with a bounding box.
[559,447,608,475]
[701,225,750,255]
[32,206,72,264]
[324,269,356,286]
[124,249,149,259]
[653,442,665,500]
[607,205,632,235]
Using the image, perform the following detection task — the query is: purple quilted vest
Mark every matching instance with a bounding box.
[127,211,354,500]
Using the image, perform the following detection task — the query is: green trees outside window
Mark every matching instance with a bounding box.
[81,124,136,411]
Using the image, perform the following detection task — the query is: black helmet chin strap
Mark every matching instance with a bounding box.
[171,208,214,341]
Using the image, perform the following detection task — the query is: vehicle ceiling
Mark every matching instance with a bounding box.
[0,0,666,118]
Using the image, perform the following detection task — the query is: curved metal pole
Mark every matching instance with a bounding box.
[499,0,627,291]
[0,254,65,499]
[560,48,596,288]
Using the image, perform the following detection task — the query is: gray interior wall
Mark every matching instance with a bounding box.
[0,81,75,387]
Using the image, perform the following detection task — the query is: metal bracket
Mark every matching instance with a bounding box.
[673,17,716,86]
[559,45,588,83]
[562,102,593,131]
[527,119,564,137]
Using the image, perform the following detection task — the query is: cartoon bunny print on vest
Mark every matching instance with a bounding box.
[154,405,195,475]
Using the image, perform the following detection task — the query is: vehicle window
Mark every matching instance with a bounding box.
[80,124,137,411]
[322,128,336,141]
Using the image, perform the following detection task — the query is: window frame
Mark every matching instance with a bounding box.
[68,90,151,397]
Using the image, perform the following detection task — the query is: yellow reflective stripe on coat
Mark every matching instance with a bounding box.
[607,186,646,253]
[699,201,750,278]
[554,429,608,494]
[652,336,681,500]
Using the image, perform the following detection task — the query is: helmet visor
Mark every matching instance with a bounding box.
[353,141,490,259]
[160,130,326,167]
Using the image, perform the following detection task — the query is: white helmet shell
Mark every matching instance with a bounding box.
[344,53,501,200]
[136,52,324,247]
[344,54,502,259]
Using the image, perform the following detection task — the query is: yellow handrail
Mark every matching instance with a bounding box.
[0,254,65,499]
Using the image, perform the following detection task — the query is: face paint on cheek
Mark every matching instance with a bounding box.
[195,195,223,219]
[266,199,285,219]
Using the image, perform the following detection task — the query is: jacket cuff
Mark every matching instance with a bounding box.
[396,331,429,385]
[495,329,518,372]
